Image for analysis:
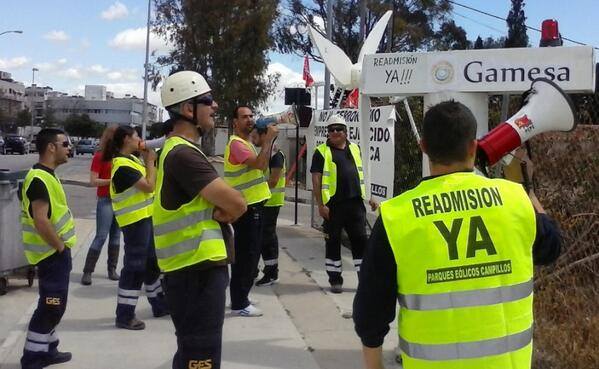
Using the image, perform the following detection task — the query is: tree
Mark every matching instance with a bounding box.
[473,36,484,49]
[505,0,528,48]
[273,0,453,62]
[432,20,470,51]
[16,109,31,127]
[42,106,57,128]
[152,0,280,154]
[63,114,101,138]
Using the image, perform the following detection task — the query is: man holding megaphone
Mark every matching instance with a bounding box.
[354,100,562,369]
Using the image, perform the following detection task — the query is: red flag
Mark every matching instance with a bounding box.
[303,56,314,87]
[344,88,359,108]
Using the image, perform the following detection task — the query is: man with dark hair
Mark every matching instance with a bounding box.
[250,127,286,286]
[20,128,75,369]
[157,71,247,368]
[224,105,277,317]
[353,100,562,369]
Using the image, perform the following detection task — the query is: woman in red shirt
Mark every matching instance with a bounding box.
[81,126,121,285]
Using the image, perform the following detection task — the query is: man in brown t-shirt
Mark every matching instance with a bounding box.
[158,71,247,369]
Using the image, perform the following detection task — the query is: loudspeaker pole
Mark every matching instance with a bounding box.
[293,103,300,225]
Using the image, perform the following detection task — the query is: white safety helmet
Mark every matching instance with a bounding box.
[326,114,347,127]
[160,71,211,108]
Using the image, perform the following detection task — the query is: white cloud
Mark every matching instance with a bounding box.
[61,68,83,80]
[80,38,91,49]
[0,56,30,70]
[57,58,68,65]
[43,30,70,43]
[109,27,171,54]
[106,68,138,81]
[88,64,109,74]
[262,62,314,114]
[101,1,129,20]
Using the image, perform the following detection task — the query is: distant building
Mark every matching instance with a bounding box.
[25,85,53,125]
[48,85,158,127]
[85,85,107,101]
[0,71,26,119]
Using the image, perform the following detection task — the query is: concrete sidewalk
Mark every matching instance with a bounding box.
[0,206,399,369]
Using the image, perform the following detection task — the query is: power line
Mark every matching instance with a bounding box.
[451,11,506,35]
[448,0,599,50]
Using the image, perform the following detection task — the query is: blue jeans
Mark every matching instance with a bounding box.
[89,197,120,252]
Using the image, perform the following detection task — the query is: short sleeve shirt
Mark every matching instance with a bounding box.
[25,163,55,218]
[228,139,254,165]
[91,151,111,197]
[310,141,361,204]
[112,155,143,194]
[161,137,233,267]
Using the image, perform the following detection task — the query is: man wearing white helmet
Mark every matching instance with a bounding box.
[154,71,247,369]
[310,114,378,294]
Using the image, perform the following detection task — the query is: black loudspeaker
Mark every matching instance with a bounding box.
[285,88,311,106]
[296,106,313,127]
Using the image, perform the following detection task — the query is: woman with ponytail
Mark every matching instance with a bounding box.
[81,126,121,286]
[107,126,168,330]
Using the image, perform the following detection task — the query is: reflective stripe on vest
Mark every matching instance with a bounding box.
[380,172,536,369]
[265,151,286,207]
[152,136,227,272]
[315,142,365,205]
[224,135,270,205]
[110,155,153,227]
[21,168,77,264]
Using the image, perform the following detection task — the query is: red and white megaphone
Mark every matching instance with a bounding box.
[477,78,576,166]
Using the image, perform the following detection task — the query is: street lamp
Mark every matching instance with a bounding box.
[0,30,23,37]
[141,0,151,139]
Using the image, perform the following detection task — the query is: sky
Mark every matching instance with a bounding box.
[1,0,597,115]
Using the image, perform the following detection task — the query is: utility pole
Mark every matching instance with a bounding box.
[323,0,334,109]
[29,67,38,140]
[141,0,151,139]
[359,0,367,47]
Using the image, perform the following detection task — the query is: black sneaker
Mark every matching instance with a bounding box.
[42,351,72,367]
[330,284,343,294]
[115,317,145,330]
[255,275,279,286]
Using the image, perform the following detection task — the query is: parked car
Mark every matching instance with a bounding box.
[66,136,74,158]
[75,138,96,155]
[4,135,29,155]
[0,136,5,155]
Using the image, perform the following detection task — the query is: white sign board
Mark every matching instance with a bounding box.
[361,46,596,95]
[307,106,396,201]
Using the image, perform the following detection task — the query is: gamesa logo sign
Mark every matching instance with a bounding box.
[463,61,570,83]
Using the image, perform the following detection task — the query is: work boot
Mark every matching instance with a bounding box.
[107,244,120,281]
[81,249,101,285]
[116,317,145,330]
[42,351,72,367]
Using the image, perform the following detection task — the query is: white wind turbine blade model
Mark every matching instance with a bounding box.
[308,10,393,89]
[357,10,393,65]
[308,26,353,86]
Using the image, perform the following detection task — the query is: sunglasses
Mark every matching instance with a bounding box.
[327,126,346,133]
[194,94,214,106]
[55,141,70,148]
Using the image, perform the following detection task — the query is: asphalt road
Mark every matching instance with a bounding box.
[0,153,97,219]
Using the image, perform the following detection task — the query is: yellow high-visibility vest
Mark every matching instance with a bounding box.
[153,136,227,272]
[264,150,286,207]
[380,171,536,369]
[110,155,153,227]
[21,169,76,264]
[224,135,271,205]
[315,142,365,205]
